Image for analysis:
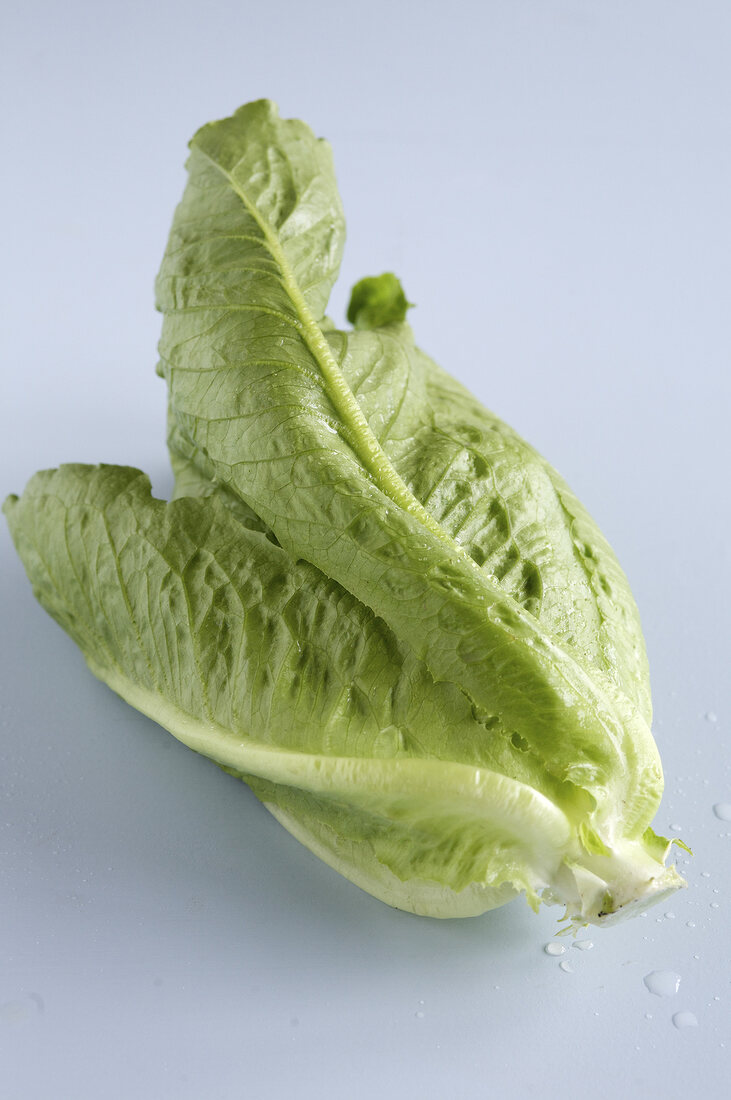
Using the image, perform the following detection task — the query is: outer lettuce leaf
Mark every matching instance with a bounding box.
[4,465,573,914]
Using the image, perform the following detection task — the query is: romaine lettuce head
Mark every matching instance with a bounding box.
[3,101,684,927]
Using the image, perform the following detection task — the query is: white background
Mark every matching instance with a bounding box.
[1,2,729,1096]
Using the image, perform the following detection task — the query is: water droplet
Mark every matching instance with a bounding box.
[686,921,696,929]
[665,912,675,920]
[645,1012,653,1020]
[544,943,565,956]
[415,1011,425,1019]
[559,960,573,973]
[669,823,683,832]
[643,970,681,997]
[705,711,718,723]
[710,902,720,909]
[701,871,711,878]
[713,803,731,821]
[572,940,593,951]
[673,1011,698,1029]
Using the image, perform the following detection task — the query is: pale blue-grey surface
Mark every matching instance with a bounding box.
[1,2,729,1097]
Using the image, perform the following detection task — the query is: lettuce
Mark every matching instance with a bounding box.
[4,101,684,926]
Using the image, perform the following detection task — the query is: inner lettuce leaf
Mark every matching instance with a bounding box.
[4,101,684,925]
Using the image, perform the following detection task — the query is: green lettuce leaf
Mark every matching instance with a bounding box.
[4,101,684,925]
[4,465,572,915]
